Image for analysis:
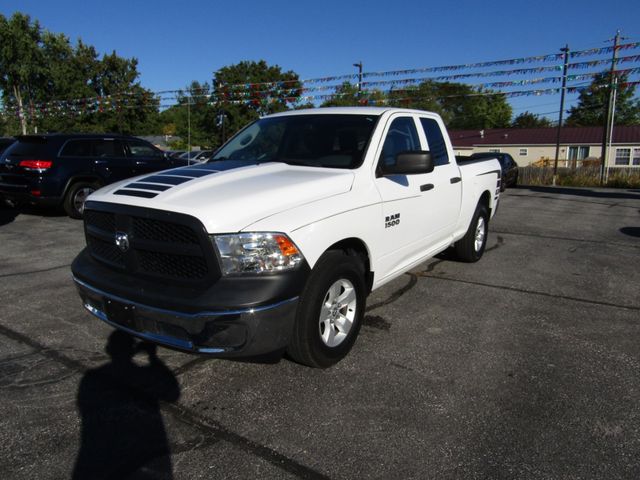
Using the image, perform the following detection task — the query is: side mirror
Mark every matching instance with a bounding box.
[381,151,434,176]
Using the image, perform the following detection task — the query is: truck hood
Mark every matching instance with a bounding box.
[89,161,355,232]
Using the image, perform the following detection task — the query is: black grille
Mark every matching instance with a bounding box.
[84,210,115,234]
[83,205,215,283]
[87,236,124,266]
[138,250,208,279]
[132,217,199,244]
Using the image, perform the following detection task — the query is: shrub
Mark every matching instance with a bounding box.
[519,166,640,188]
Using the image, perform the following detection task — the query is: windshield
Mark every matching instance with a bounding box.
[211,114,378,169]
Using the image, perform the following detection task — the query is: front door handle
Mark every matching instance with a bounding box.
[450,177,462,184]
[420,183,434,192]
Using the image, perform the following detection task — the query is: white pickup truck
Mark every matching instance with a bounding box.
[72,107,501,367]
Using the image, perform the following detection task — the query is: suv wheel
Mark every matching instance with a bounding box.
[64,182,97,219]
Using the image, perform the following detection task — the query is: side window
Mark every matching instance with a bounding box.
[127,139,162,158]
[419,118,449,167]
[60,140,93,157]
[380,117,420,167]
[92,139,125,158]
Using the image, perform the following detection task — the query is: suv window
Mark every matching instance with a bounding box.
[127,139,162,158]
[5,137,50,157]
[419,118,449,166]
[93,139,125,157]
[60,139,93,157]
[0,138,15,155]
[380,117,420,167]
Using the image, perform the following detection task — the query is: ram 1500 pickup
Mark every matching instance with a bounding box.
[72,107,501,367]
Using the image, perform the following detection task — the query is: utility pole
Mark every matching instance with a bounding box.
[599,31,622,184]
[553,44,570,186]
[353,62,363,95]
[187,94,191,165]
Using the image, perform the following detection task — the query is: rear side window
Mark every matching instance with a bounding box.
[60,140,93,157]
[419,118,449,166]
[93,139,125,157]
[127,139,162,158]
[5,138,51,158]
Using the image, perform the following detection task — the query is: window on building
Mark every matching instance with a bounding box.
[633,148,640,166]
[568,146,590,161]
[615,148,631,166]
[519,148,528,156]
[488,148,501,153]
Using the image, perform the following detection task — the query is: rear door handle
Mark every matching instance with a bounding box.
[420,183,434,192]
[450,177,462,184]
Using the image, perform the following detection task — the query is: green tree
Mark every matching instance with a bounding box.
[0,12,159,135]
[0,13,43,134]
[511,111,552,128]
[212,60,302,143]
[386,81,512,129]
[160,81,216,148]
[320,82,386,107]
[566,71,640,126]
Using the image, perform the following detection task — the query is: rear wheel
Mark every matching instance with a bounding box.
[64,182,97,219]
[287,250,366,368]
[455,203,489,262]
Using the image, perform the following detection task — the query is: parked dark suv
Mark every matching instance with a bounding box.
[0,137,15,155]
[0,134,189,218]
[470,152,519,191]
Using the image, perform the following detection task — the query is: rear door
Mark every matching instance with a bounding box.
[124,138,171,175]
[416,116,462,245]
[90,138,130,183]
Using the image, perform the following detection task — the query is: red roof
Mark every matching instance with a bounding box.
[448,126,640,147]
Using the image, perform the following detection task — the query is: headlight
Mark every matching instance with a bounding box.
[212,232,304,275]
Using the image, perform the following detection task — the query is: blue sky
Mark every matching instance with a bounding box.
[2,0,640,120]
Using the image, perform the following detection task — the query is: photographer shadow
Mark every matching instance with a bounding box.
[73,331,180,480]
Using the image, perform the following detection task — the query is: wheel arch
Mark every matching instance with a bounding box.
[479,189,492,215]
[325,237,374,294]
[62,174,104,200]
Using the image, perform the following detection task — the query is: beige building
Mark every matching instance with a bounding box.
[448,126,640,168]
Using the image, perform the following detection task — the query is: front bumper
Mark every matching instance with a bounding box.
[74,277,299,356]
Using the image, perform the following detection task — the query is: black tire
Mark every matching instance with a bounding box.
[511,171,518,188]
[287,250,366,368]
[64,182,97,219]
[455,203,489,263]
[500,174,506,192]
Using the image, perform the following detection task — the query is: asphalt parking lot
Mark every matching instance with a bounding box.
[1,186,639,479]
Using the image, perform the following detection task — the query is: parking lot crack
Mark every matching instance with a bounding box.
[366,272,418,313]
[0,263,72,279]
[491,230,640,250]
[417,275,640,312]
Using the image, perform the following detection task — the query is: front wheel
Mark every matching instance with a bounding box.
[287,250,366,368]
[455,203,489,262]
